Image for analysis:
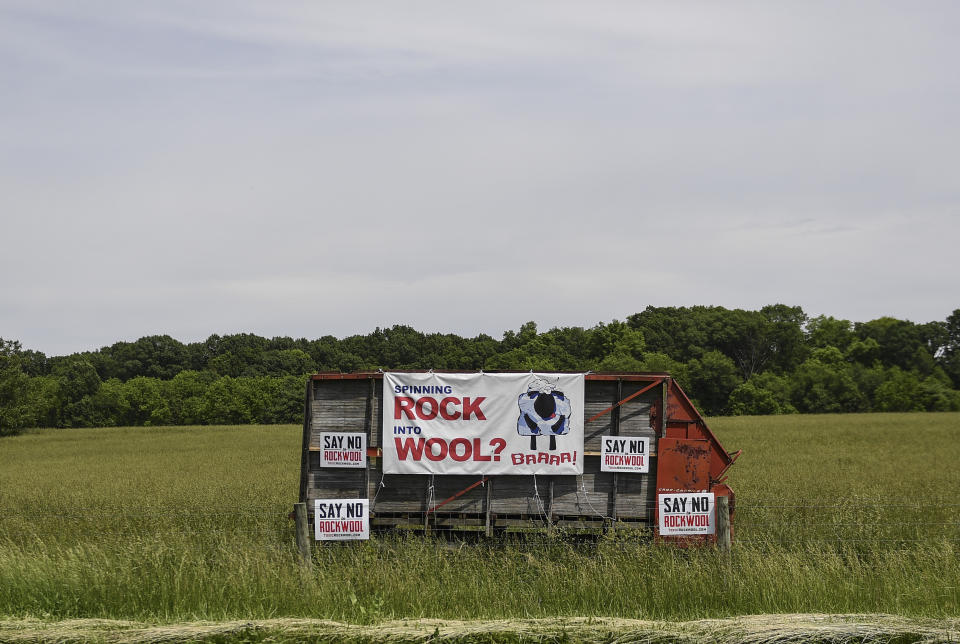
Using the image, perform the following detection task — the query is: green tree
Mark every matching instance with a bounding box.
[484,322,580,372]
[201,376,263,424]
[759,304,808,372]
[121,377,172,426]
[259,375,307,423]
[940,309,960,388]
[52,358,102,427]
[484,344,559,372]
[201,333,270,376]
[789,348,865,413]
[850,362,887,409]
[918,375,960,411]
[638,352,689,389]
[90,335,189,381]
[728,372,796,415]
[873,368,923,412]
[846,337,882,366]
[89,378,129,427]
[628,304,808,379]
[805,315,855,351]
[685,350,742,415]
[17,348,49,376]
[0,338,31,435]
[24,375,62,428]
[166,370,216,424]
[262,349,315,376]
[854,317,935,372]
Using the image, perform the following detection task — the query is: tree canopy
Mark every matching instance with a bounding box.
[2,305,959,432]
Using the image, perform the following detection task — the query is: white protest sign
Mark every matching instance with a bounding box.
[600,436,650,473]
[319,432,366,468]
[658,492,715,535]
[314,499,369,541]
[382,372,584,475]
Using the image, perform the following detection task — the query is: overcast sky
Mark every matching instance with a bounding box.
[2,1,958,356]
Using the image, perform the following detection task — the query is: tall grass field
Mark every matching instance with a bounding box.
[1,413,958,624]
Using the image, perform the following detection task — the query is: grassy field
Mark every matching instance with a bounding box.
[1,413,958,630]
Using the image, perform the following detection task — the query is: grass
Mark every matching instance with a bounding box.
[0,414,959,627]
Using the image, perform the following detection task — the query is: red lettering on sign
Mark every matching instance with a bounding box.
[462,397,486,420]
[439,397,461,420]
[318,520,364,532]
[394,396,485,421]
[395,436,500,463]
[395,437,425,460]
[395,397,416,420]
[425,438,447,461]
[604,455,646,466]
[324,450,361,462]
[663,515,709,528]
[508,451,578,467]
[449,438,471,461]
[475,438,492,461]
[416,398,438,420]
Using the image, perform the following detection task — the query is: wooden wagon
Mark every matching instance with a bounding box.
[298,372,738,540]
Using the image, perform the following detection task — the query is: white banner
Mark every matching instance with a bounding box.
[658,492,715,535]
[600,436,650,473]
[314,498,369,540]
[382,372,584,475]
[319,432,366,468]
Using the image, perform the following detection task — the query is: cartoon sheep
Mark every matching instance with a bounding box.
[517,376,571,451]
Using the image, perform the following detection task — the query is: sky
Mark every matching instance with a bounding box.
[2,1,958,356]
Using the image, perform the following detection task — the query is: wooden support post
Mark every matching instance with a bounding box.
[485,478,493,537]
[660,378,669,438]
[610,379,621,525]
[424,478,432,535]
[547,478,555,531]
[716,496,731,551]
[363,380,373,501]
[364,377,376,446]
[298,380,314,504]
[294,502,313,568]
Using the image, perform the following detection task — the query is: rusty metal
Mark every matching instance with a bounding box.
[653,378,739,545]
[427,477,490,514]
[656,438,712,491]
[586,378,663,424]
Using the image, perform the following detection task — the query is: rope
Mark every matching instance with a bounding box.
[577,475,614,522]
[531,474,550,524]
[371,473,386,510]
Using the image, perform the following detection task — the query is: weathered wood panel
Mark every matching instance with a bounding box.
[310,379,367,446]
[614,460,656,518]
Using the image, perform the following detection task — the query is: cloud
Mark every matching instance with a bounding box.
[1,1,958,354]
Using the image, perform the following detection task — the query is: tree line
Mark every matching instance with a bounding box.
[3,304,960,434]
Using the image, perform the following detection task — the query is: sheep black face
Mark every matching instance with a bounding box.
[517,377,572,451]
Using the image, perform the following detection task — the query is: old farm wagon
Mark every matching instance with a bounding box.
[298,371,739,542]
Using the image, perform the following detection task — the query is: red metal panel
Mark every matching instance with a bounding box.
[655,437,714,545]
[664,426,687,439]
[664,380,735,481]
[655,437,712,492]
